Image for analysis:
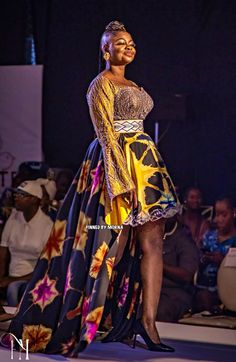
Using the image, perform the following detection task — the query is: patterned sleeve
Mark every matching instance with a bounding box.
[87,75,135,208]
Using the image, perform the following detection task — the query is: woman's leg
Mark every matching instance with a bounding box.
[136,219,165,343]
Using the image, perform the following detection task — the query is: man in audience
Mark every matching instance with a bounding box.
[0,161,50,238]
[156,215,199,322]
[0,180,53,307]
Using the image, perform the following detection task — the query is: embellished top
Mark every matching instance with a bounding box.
[113,81,153,120]
[86,74,154,215]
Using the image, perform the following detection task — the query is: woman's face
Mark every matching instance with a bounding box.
[185,189,202,210]
[214,200,235,233]
[105,31,136,66]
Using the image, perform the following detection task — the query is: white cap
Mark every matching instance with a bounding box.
[36,178,57,201]
[17,180,43,199]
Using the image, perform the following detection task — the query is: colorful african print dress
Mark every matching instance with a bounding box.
[9,74,180,356]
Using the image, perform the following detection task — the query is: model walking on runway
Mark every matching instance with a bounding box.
[9,21,180,356]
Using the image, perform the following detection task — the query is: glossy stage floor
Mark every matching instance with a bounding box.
[0,307,235,362]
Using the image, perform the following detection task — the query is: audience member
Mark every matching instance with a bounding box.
[12,161,49,188]
[0,161,50,236]
[194,197,236,312]
[55,169,74,203]
[0,180,53,306]
[179,186,210,248]
[156,216,199,322]
[36,178,57,219]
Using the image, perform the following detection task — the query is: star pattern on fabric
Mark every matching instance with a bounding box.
[84,306,104,343]
[88,160,104,200]
[61,335,77,355]
[22,324,53,352]
[30,274,59,311]
[81,296,90,327]
[117,276,129,308]
[77,160,91,193]
[89,241,109,279]
[63,262,78,300]
[127,282,140,319]
[66,294,83,320]
[106,257,115,279]
[107,270,117,299]
[40,220,67,260]
[73,212,91,257]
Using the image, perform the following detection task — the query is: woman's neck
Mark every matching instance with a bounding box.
[185,208,202,218]
[23,205,39,223]
[105,64,126,80]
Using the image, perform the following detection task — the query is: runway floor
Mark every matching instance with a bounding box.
[0,318,235,362]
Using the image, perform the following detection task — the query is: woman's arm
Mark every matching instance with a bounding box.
[0,246,10,278]
[0,273,32,288]
[87,75,136,216]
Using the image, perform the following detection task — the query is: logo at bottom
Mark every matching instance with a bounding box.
[0,333,29,360]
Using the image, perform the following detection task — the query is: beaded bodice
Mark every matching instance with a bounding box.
[113,84,154,120]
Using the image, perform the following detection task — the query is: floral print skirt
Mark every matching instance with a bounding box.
[9,133,179,356]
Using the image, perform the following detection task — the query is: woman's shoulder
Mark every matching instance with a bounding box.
[87,73,116,95]
[203,229,218,244]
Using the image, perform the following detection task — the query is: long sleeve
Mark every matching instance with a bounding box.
[87,75,135,217]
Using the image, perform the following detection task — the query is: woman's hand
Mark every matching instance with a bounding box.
[123,190,138,208]
[0,276,14,288]
[202,251,224,265]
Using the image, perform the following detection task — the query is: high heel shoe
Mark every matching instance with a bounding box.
[132,319,175,352]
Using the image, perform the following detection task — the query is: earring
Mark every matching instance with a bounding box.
[103,52,110,61]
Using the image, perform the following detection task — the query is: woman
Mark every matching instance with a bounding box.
[9,21,179,356]
[194,197,236,312]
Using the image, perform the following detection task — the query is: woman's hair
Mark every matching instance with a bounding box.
[98,20,127,72]
[184,186,202,201]
[215,196,236,210]
[104,21,126,33]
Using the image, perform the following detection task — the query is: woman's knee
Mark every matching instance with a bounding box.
[137,220,164,255]
[7,281,27,307]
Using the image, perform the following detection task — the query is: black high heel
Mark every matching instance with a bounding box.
[132,319,175,352]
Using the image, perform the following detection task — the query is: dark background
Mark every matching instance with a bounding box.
[1,0,236,203]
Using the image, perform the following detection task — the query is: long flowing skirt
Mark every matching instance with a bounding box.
[9,132,179,355]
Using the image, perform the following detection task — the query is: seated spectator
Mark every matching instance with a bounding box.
[36,178,57,220]
[55,169,74,203]
[179,186,210,248]
[194,197,236,312]
[0,180,53,307]
[0,161,50,237]
[156,216,199,322]
[12,161,50,188]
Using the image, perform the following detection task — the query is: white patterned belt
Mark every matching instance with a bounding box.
[113,119,144,133]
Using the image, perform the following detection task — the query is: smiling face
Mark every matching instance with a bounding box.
[103,31,136,66]
[185,188,203,210]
